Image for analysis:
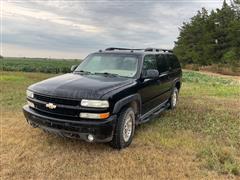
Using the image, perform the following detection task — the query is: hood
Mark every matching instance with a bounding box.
[29,73,134,99]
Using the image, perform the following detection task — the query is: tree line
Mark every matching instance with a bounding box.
[174,0,240,66]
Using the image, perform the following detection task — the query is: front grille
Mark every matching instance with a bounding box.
[34,103,79,117]
[32,93,81,119]
[34,94,80,106]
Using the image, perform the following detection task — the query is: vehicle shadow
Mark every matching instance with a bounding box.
[38,112,169,152]
[39,130,114,152]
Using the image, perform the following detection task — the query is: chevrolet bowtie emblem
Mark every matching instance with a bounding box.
[46,103,57,109]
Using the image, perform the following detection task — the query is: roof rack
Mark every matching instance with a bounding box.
[145,48,173,53]
[105,47,144,51]
[104,47,173,53]
[161,49,173,53]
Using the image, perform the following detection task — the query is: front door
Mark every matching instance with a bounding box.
[138,55,162,114]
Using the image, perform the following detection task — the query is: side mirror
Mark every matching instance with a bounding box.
[70,65,78,72]
[142,69,159,79]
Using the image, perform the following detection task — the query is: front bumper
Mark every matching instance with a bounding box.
[23,105,117,142]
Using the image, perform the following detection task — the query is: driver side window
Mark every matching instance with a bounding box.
[143,55,157,71]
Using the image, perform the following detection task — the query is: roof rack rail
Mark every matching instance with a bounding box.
[145,48,160,52]
[145,48,173,53]
[160,49,173,53]
[105,47,144,51]
[104,47,173,53]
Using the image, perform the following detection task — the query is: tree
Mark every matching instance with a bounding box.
[231,0,240,7]
[174,0,240,66]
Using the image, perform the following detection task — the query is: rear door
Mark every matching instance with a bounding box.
[156,54,172,101]
[166,54,182,82]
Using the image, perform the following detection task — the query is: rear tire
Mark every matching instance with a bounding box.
[110,107,135,149]
[169,87,179,109]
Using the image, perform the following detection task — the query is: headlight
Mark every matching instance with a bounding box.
[26,90,34,98]
[81,99,109,108]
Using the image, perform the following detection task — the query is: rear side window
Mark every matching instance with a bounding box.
[143,55,157,70]
[168,55,181,69]
[156,54,169,73]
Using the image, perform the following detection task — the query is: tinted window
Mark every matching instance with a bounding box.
[156,54,169,73]
[143,55,157,70]
[168,55,181,69]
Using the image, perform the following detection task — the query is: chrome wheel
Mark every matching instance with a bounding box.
[123,112,134,142]
[111,107,136,149]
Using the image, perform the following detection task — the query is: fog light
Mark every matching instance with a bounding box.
[80,112,110,119]
[87,134,94,142]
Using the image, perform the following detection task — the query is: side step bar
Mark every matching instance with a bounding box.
[138,101,170,124]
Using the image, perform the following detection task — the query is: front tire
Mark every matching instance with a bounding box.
[111,107,135,149]
[169,87,179,109]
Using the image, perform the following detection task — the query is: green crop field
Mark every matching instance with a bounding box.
[0,57,82,73]
[1,70,240,179]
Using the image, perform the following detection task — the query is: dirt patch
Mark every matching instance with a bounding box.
[199,71,240,81]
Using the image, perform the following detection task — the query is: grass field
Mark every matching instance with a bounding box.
[1,70,240,179]
[0,57,81,73]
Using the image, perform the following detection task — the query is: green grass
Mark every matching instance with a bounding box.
[0,71,55,109]
[0,57,81,73]
[1,70,240,178]
[182,71,240,97]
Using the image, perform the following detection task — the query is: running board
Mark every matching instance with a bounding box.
[138,101,170,124]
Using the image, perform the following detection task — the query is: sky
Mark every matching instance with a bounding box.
[2,0,223,59]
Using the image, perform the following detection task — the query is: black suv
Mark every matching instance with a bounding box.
[23,47,182,149]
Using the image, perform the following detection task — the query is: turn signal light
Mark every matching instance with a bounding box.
[99,112,110,119]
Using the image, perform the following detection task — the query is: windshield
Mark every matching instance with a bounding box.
[74,53,139,78]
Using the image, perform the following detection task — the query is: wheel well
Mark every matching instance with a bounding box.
[175,81,181,90]
[119,100,139,116]
[129,101,139,115]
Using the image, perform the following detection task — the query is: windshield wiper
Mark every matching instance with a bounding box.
[74,70,92,75]
[94,72,119,77]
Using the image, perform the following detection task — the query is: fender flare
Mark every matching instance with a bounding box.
[172,78,181,90]
[112,94,142,115]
